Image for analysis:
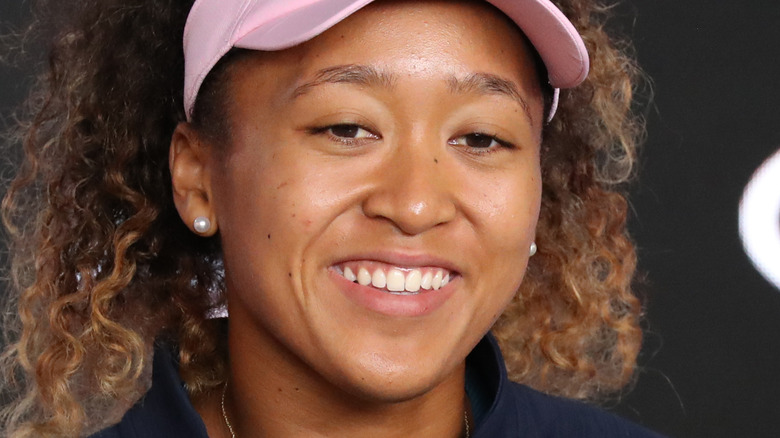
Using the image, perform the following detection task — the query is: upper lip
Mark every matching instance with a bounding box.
[330,250,462,275]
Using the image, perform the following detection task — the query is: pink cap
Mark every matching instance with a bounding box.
[183,0,589,121]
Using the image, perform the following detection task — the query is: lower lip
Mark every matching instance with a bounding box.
[329,269,456,317]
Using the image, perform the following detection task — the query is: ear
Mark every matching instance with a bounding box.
[169,122,218,236]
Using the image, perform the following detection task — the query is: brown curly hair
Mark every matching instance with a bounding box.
[0,0,644,436]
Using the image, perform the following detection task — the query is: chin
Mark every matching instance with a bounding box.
[337,366,455,404]
[318,342,464,404]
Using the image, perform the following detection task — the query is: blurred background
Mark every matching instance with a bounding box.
[2,1,779,437]
[606,2,780,437]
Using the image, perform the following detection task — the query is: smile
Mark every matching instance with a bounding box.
[336,262,452,295]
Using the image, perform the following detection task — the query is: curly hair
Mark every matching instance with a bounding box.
[0,0,644,436]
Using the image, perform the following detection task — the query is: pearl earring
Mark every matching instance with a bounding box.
[193,216,211,234]
[529,242,537,257]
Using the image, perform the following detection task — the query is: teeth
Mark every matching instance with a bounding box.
[357,268,372,286]
[432,271,443,290]
[341,265,451,293]
[386,269,405,292]
[420,272,433,290]
[343,267,356,282]
[371,269,387,289]
[405,270,421,292]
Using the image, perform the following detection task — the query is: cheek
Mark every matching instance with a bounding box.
[465,166,541,291]
[469,167,541,241]
[212,146,353,275]
[212,162,320,338]
[210,149,296,284]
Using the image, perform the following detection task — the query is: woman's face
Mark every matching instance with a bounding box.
[208,0,543,401]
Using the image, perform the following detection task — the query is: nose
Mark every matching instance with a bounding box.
[361,138,457,236]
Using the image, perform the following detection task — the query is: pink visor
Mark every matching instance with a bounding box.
[183,0,589,121]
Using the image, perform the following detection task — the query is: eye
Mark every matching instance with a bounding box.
[449,133,514,150]
[320,124,378,141]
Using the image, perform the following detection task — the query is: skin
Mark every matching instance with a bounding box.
[170,0,544,436]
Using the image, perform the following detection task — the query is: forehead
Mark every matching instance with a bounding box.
[216,0,544,125]
[286,0,536,75]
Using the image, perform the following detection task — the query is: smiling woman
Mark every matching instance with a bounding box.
[1,0,659,437]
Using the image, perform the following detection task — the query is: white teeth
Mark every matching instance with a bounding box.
[371,269,387,289]
[342,265,451,292]
[343,266,357,282]
[386,269,405,292]
[420,272,433,290]
[432,271,443,290]
[405,270,422,292]
[357,267,372,286]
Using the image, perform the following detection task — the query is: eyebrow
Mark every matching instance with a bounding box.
[292,65,533,125]
[447,73,534,126]
[292,64,395,98]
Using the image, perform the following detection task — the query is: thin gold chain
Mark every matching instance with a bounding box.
[464,407,470,438]
[220,382,236,438]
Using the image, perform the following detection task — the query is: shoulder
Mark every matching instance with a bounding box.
[469,335,665,437]
[501,382,665,438]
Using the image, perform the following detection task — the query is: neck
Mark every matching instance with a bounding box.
[216,313,469,438]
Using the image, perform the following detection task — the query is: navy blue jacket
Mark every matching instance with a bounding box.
[92,335,665,437]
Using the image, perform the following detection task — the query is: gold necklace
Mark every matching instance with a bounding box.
[220,383,470,438]
[221,382,236,438]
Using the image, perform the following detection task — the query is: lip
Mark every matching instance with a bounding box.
[328,251,461,317]
[329,269,457,317]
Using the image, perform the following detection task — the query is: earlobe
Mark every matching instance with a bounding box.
[169,122,219,236]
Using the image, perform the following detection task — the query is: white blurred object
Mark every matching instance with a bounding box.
[739,148,780,291]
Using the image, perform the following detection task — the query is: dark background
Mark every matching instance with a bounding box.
[2,1,780,437]
[606,2,780,437]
